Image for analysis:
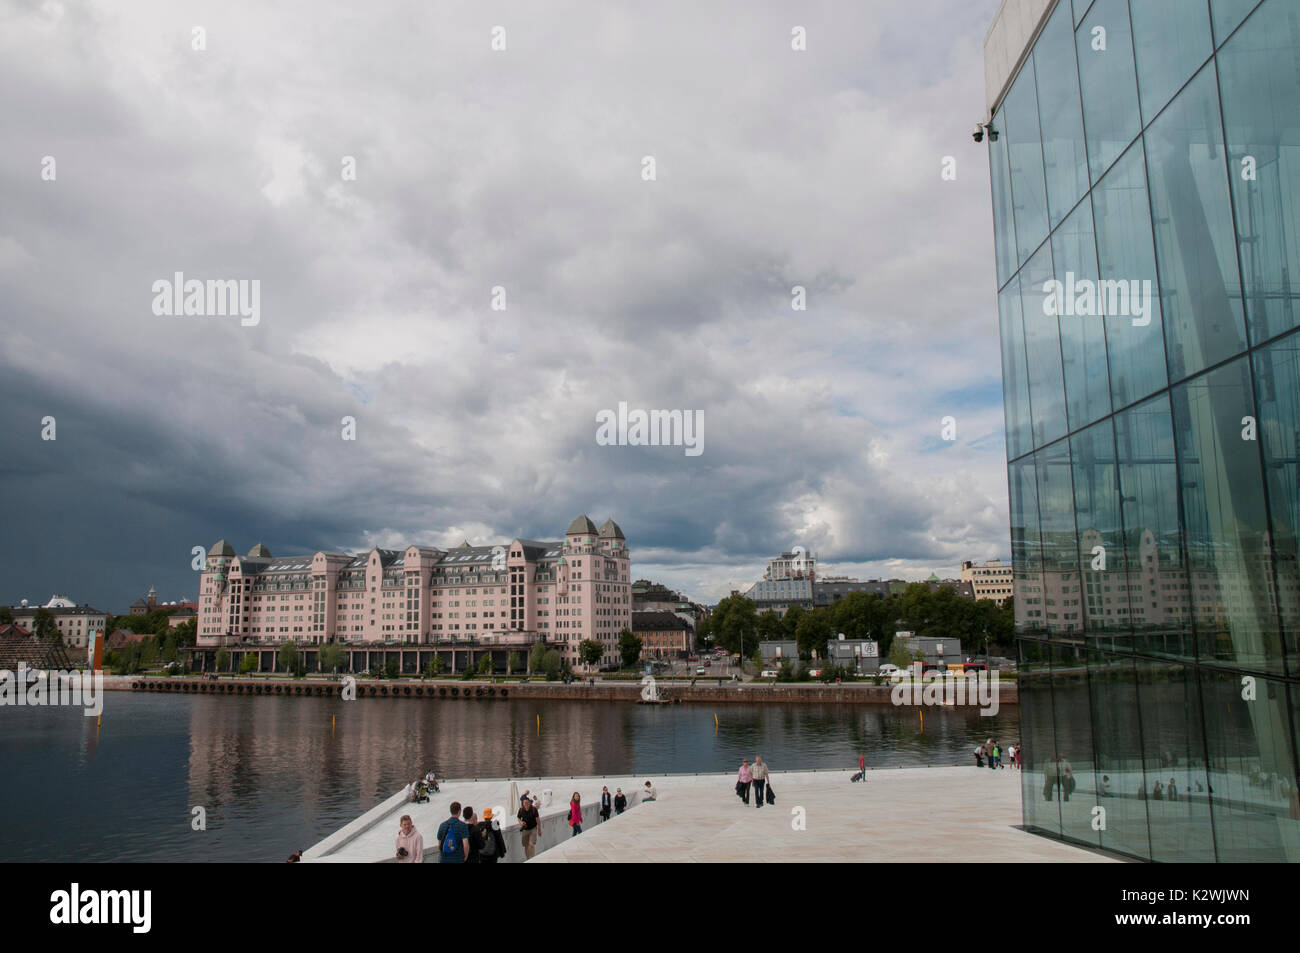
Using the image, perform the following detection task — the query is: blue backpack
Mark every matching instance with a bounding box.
[441,819,462,856]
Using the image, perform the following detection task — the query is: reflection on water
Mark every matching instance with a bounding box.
[0,693,1019,862]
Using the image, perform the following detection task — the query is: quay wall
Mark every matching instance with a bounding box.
[104,675,1018,706]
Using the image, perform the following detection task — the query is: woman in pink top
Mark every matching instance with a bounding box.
[568,792,583,836]
[737,759,753,805]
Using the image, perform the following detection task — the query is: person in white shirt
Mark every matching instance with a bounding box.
[642,780,657,802]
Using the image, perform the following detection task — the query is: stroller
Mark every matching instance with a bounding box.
[413,782,431,803]
[850,771,865,783]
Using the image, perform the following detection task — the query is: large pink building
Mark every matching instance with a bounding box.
[197,515,632,668]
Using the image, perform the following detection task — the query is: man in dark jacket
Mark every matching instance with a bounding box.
[599,786,613,822]
[476,808,507,864]
[462,806,484,863]
[614,788,628,814]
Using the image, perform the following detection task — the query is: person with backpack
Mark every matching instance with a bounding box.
[462,806,483,863]
[516,795,541,860]
[568,792,583,836]
[614,788,627,815]
[477,808,506,864]
[599,786,613,822]
[436,802,470,864]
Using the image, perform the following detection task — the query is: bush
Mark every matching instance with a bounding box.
[239,653,259,674]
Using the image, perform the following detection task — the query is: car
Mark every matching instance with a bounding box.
[877,664,901,676]
[703,660,711,667]
[807,669,822,677]
[759,670,779,678]
[695,667,707,676]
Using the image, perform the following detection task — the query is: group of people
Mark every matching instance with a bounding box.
[975,738,1018,770]
[404,770,441,804]
[397,779,660,863]
[735,756,774,807]
[1140,777,1201,800]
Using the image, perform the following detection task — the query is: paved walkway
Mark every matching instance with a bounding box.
[305,766,1116,863]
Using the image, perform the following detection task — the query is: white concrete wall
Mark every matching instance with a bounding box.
[983,0,1059,112]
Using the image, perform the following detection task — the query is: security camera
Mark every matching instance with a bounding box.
[972,123,984,143]
[987,125,999,142]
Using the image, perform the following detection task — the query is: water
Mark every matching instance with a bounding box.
[0,693,1018,862]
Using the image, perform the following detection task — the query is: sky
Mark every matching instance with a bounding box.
[0,0,1010,612]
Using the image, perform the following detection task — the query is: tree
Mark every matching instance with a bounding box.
[579,639,603,669]
[278,640,300,675]
[755,611,784,642]
[215,647,230,672]
[32,608,57,641]
[319,642,345,674]
[507,652,522,675]
[384,658,399,679]
[780,604,805,640]
[889,640,915,669]
[239,652,258,674]
[618,629,642,669]
[0,605,13,625]
[795,611,833,660]
[542,649,562,681]
[477,652,493,675]
[162,633,178,663]
[774,658,796,683]
[431,655,446,675]
[529,641,547,674]
[140,637,158,666]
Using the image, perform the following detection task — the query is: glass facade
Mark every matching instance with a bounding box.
[988,0,1300,861]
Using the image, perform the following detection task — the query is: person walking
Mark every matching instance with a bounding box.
[614,788,627,815]
[737,759,753,805]
[517,794,540,860]
[477,809,506,864]
[751,756,768,809]
[600,785,613,822]
[858,752,866,783]
[568,792,583,836]
[436,802,470,864]
[395,814,423,863]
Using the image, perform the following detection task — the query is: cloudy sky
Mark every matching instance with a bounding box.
[0,0,1010,612]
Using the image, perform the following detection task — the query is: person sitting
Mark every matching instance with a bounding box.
[424,770,440,792]
[642,780,657,802]
[414,782,430,803]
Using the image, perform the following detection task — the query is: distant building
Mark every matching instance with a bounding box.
[897,635,963,667]
[130,586,159,616]
[5,600,109,650]
[813,579,892,607]
[0,623,74,671]
[960,559,1014,606]
[632,610,692,659]
[107,628,152,651]
[824,636,880,673]
[757,640,798,664]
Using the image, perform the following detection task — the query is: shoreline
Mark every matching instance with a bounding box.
[102,674,1018,706]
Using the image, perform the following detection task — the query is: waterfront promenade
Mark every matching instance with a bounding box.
[303,766,1114,863]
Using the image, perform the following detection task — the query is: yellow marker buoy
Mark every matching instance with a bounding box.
[714,712,718,730]
[919,710,923,731]
[537,714,540,735]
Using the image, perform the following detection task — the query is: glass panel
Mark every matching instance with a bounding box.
[1144,62,1248,382]
[1211,0,1262,45]
[1005,63,1050,266]
[1130,0,1213,124]
[1073,0,1096,27]
[1035,0,1090,229]
[1052,200,1113,430]
[1010,457,1045,637]
[1077,0,1142,181]
[1087,649,1153,858]
[1022,243,1069,448]
[990,104,1018,290]
[1091,140,1168,409]
[1000,275,1033,461]
[1251,333,1300,662]
[1037,439,1083,636]
[1202,669,1300,861]
[1217,0,1300,345]
[1135,658,1215,861]
[1171,356,1282,674]
[1073,418,1128,646]
[1114,394,1193,657]
[1049,642,1101,847]
[1019,638,1060,835]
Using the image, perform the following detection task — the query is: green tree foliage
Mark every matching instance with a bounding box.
[215,647,231,672]
[507,652,522,675]
[431,654,446,675]
[278,640,302,675]
[702,596,757,656]
[477,652,494,675]
[239,652,258,674]
[579,639,603,669]
[384,658,399,679]
[542,649,562,681]
[780,604,805,640]
[318,642,345,673]
[795,611,834,660]
[0,605,13,625]
[618,629,642,669]
[32,608,57,641]
[529,641,547,674]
